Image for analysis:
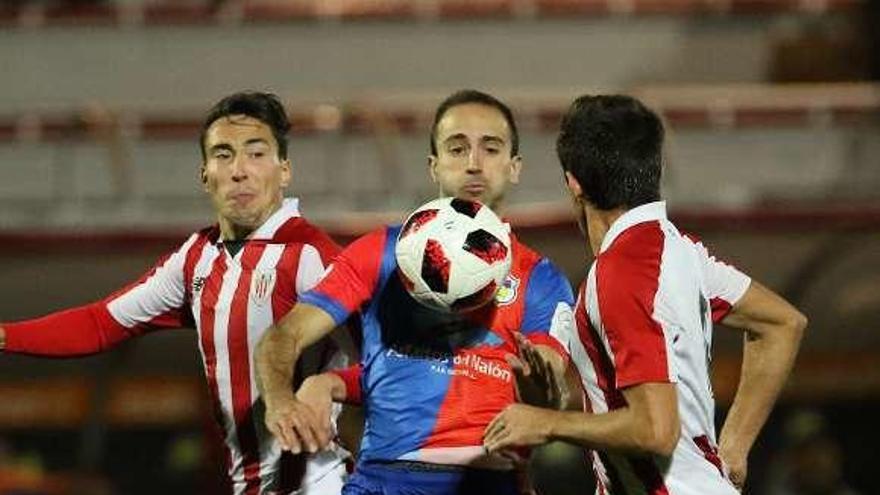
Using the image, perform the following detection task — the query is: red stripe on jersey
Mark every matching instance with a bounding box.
[183,231,212,304]
[579,278,672,495]
[198,252,233,472]
[693,434,725,477]
[710,297,733,324]
[590,451,607,495]
[575,284,626,410]
[596,222,669,389]
[272,217,341,262]
[229,244,266,493]
[272,244,303,321]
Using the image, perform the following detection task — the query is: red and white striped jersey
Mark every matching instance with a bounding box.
[4,199,351,495]
[566,201,750,495]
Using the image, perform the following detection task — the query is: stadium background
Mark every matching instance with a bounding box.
[0,0,878,493]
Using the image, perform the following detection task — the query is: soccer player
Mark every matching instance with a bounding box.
[256,90,575,494]
[483,94,807,494]
[0,92,354,495]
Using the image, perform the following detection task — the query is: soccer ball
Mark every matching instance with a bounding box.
[395,197,512,313]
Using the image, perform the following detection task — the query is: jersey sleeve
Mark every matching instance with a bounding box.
[295,244,331,295]
[285,218,343,297]
[3,235,197,357]
[327,363,363,405]
[685,234,752,322]
[298,229,387,326]
[520,258,575,361]
[596,231,673,389]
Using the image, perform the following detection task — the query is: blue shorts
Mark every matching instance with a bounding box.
[342,461,521,495]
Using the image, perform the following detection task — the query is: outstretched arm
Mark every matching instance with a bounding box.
[256,303,337,454]
[2,237,197,357]
[717,280,806,488]
[484,381,679,457]
[0,304,139,356]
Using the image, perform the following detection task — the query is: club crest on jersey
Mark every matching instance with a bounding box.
[494,274,519,306]
[251,271,276,306]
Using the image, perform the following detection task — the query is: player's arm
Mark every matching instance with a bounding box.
[691,235,807,488]
[1,238,196,357]
[485,382,679,456]
[258,229,384,454]
[293,364,361,452]
[488,252,682,455]
[717,280,806,487]
[0,303,135,356]
[514,258,578,409]
[304,363,364,456]
[256,303,338,454]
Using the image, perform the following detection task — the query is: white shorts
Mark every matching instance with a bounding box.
[291,461,349,495]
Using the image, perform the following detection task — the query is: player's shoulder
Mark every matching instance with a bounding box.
[509,238,572,305]
[194,224,220,242]
[510,235,541,265]
[601,220,666,267]
[349,225,396,248]
[511,237,564,280]
[271,216,342,256]
[337,225,397,263]
[178,225,219,254]
[594,222,667,296]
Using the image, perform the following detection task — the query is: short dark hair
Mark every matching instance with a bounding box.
[556,94,663,210]
[200,91,291,162]
[429,90,519,157]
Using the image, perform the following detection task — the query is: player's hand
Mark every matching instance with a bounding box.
[506,333,561,409]
[483,404,554,453]
[719,447,747,490]
[264,395,326,454]
[294,375,336,450]
[0,325,6,351]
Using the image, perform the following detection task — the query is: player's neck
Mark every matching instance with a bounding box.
[585,205,626,256]
[219,222,255,241]
[217,198,284,241]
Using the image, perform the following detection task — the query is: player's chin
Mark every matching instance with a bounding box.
[226,210,262,229]
[457,190,489,204]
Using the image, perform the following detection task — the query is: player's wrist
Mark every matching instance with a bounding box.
[300,373,342,401]
[319,372,347,402]
[262,386,298,411]
[0,325,6,351]
[544,409,566,441]
[718,436,749,461]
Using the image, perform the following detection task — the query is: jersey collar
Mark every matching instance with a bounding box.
[248,197,301,240]
[599,201,667,254]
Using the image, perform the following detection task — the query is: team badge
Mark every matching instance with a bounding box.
[251,271,276,306]
[494,274,519,306]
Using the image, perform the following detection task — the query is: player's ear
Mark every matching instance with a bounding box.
[564,171,583,199]
[508,155,523,185]
[280,158,292,188]
[427,155,439,183]
[200,164,209,190]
